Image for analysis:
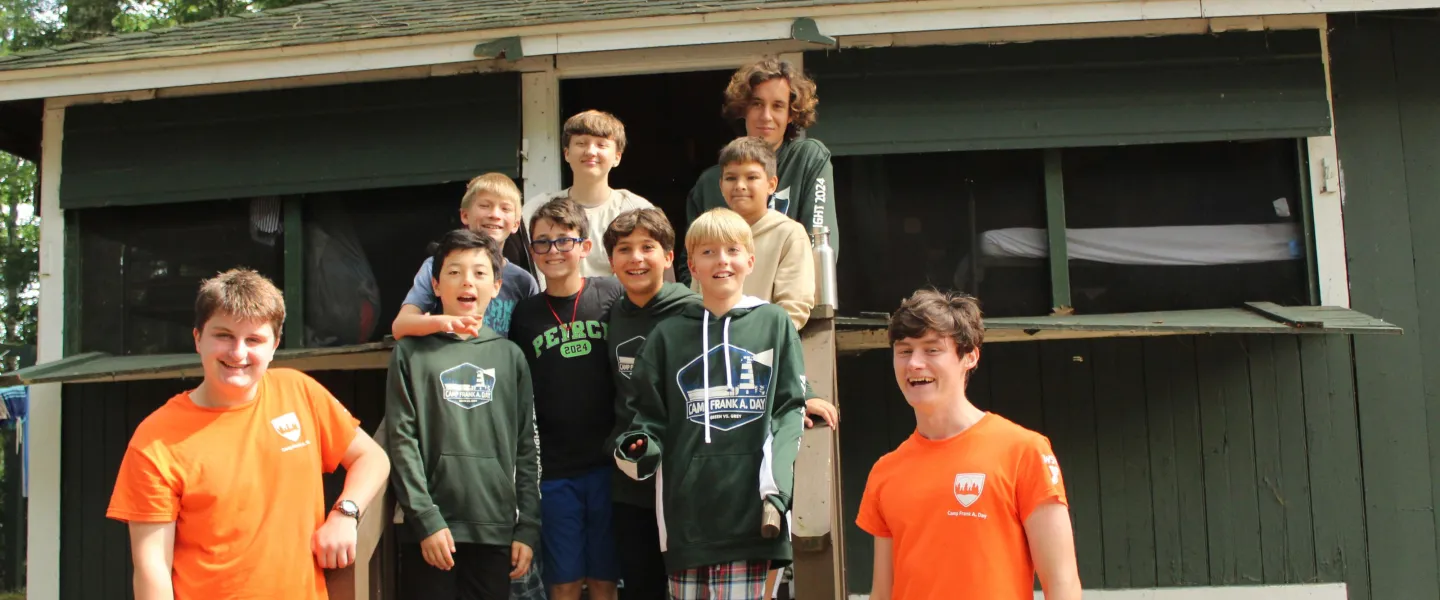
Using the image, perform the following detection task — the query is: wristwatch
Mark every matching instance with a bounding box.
[333,499,361,520]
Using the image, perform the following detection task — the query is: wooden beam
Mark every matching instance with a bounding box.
[324,422,395,600]
[792,317,845,599]
[1043,149,1072,314]
[28,98,64,600]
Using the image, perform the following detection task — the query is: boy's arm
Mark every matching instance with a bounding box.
[870,536,894,600]
[1027,503,1082,600]
[512,356,543,551]
[129,521,176,600]
[763,314,809,513]
[614,339,668,480]
[774,225,817,331]
[392,261,449,339]
[383,347,448,539]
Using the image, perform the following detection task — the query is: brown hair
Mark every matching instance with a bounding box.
[563,109,628,154]
[722,57,819,139]
[685,207,754,257]
[604,208,677,256]
[888,289,984,355]
[461,172,522,211]
[194,268,286,335]
[718,136,778,177]
[529,196,590,239]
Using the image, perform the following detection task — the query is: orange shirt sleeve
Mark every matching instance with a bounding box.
[855,462,892,538]
[1015,434,1068,523]
[299,372,361,473]
[107,443,181,523]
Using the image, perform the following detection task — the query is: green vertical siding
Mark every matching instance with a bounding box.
[1328,11,1440,600]
[59,370,387,600]
[839,334,1368,596]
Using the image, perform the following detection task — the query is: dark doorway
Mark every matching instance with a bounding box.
[559,70,737,238]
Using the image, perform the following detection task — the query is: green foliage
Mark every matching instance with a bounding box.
[0,154,37,365]
[117,0,317,32]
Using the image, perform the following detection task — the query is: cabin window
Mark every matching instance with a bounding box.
[75,199,285,355]
[835,138,1313,317]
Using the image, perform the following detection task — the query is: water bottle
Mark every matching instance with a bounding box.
[813,226,838,312]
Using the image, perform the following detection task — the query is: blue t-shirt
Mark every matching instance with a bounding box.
[402,257,540,338]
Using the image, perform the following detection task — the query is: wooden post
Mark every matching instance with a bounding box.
[792,317,846,599]
[324,423,395,600]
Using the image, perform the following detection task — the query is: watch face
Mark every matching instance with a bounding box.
[337,500,359,516]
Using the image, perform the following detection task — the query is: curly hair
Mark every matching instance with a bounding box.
[721,57,818,139]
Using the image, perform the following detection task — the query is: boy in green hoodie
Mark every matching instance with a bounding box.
[614,207,808,600]
[386,229,541,600]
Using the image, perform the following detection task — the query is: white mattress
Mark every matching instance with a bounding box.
[980,222,1301,266]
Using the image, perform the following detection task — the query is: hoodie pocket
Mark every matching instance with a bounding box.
[431,454,515,526]
[674,454,763,544]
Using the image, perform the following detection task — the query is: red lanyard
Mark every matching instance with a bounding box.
[545,279,586,328]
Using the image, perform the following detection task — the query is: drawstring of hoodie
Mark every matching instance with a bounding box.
[699,310,735,445]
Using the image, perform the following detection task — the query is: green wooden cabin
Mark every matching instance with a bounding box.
[0,2,1434,599]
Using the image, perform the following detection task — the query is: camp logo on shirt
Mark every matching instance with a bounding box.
[615,336,645,379]
[953,473,986,507]
[676,345,773,431]
[771,187,791,216]
[440,363,496,409]
[530,320,608,358]
[271,412,302,442]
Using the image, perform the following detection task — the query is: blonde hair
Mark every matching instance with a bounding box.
[194,268,286,334]
[685,208,755,257]
[461,172,522,211]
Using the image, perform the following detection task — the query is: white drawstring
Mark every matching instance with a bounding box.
[702,310,712,444]
[723,316,734,393]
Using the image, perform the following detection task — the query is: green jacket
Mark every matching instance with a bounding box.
[606,282,703,508]
[679,135,837,284]
[614,297,807,571]
[385,328,541,550]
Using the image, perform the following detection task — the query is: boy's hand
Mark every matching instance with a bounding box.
[421,528,457,571]
[509,541,534,579]
[434,315,482,337]
[804,398,839,430]
[311,512,358,569]
[624,436,646,458]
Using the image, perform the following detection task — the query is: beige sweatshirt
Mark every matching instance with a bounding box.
[693,210,816,330]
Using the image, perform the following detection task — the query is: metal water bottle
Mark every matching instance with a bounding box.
[813,225,838,312]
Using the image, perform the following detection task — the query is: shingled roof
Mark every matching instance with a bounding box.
[0,0,870,72]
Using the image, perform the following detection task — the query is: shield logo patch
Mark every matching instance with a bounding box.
[953,473,986,507]
[271,412,302,442]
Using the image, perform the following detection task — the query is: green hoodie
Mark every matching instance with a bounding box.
[385,328,541,550]
[614,297,807,572]
[679,135,837,284]
[606,282,703,508]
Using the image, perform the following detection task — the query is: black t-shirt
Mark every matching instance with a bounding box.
[508,276,625,480]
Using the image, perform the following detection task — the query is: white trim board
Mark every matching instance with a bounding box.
[28,102,64,600]
[0,0,1420,103]
[846,583,1347,600]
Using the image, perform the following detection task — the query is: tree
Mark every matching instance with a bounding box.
[0,155,36,372]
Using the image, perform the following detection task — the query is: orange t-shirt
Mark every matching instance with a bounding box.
[856,413,1067,600]
[107,368,360,600]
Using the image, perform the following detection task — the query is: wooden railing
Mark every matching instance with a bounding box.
[325,422,396,600]
[792,315,848,599]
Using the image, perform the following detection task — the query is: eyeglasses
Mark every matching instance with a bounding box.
[530,237,585,254]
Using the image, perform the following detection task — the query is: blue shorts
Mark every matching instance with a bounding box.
[540,467,621,585]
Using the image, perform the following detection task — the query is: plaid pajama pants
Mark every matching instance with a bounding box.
[667,560,771,600]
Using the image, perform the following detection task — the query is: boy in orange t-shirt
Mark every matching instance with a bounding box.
[855,290,1081,600]
[107,268,391,599]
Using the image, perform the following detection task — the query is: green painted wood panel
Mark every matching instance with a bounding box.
[60,73,520,209]
[1039,341,1104,587]
[1328,13,1439,600]
[806,31,1331,156]
[1299,335,1369,599]
[1142,337,1209,586]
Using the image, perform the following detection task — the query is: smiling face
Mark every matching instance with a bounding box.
[530,218,591,281]
[564,133,622,182]
[432,247,501,318]
[460,191,521,244]
[745,78,792,149]
[610,228,673,299]
[892,331,980,412]
[721,160,777,224]
[193,313,280,396]
[688,240,755,301]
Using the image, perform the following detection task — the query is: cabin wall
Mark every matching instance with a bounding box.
[1326,11,1440,600]
[838,334,1368,596]
[57,370,386,600]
